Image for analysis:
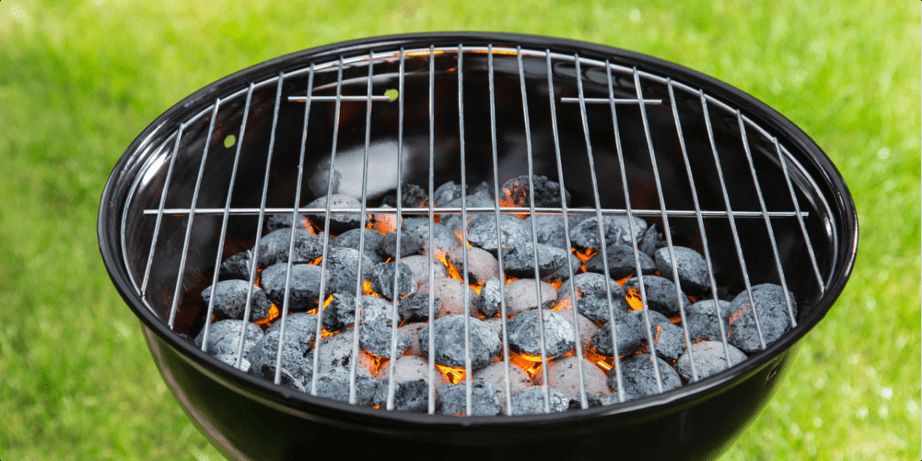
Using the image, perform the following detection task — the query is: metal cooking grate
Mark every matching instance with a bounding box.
[122,44,830,416]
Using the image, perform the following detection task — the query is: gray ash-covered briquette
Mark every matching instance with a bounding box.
[375,355,449,388]
[397,292,440,323]
[201,279,271,321]
[417,278,476,318]
[502,242,568,278]
[435,380,503,416]
[373,379,429,412]
[304,194,363,235]
[314,367,377,406]
[541,253,582,287]
[633,309,686,362]
[622,275,690,318]
[321,293,397,332]
[590,313,645,357]
[598,392,621,406]
[439,195,496,233]
[306,161,341,197]
[220,249,253,280]
[246,325,316,387]
[639,224,666,258]
[447,246,499,284]
[380,184,429,208]
[569,215,648,254]
[685,299,733,343]
[399,255,449,288]
[568,394,603,410]
[726,283,797,352]
[195,319,264,357]
[511,386,572,415]
[557,272,630,323]
[504,279,558,317]
[475,276,502,318]
[506,309,576,358]
[400,218,461,259]
[376,230,425,260]
[655,246,711,294]
[260,262,329,312]
[465,214,531,256]
[432,180,466,207]
[501,175,571,208]
[266,212,312,232]
[213,353,251,373]
[584,243,657,280]
[358,320,410,358]
[325,247,374,296]
[534,356,610,398]
[419,315,501,370]
[256,227,324,269]
[332,228,386,265]
[472,181,493,199]
[263,313,319,349]
[396,323,427,357]
[554,308,600,356]
[675,340,748,381]
[607,354,682,402]
[522,214,587,250]
[472,361,532,409]
[371,261,417,301]
[314,329,376,375]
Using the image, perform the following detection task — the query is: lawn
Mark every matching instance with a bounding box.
[0,0,918,459]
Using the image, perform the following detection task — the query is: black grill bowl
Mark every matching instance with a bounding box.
[98,32,857,461]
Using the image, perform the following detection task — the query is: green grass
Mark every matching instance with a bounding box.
[0,0,918,459]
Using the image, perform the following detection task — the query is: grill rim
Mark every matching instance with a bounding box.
[98,31,858,428]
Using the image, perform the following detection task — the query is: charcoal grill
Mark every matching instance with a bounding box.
[98,32,857,460]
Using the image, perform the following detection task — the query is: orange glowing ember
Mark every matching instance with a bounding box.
[510,352,544,378]
[625,288,645,311]
[549,279,564,290]
[255,304,280,327]
[310,256,323,265]
[728,306,750,325]
[445,260,464,282]
[499,198,530,219]
[368,214,398,235]
[669,316,682,324]
[574,248,597,264]
[615,275,631,287]
[363,280,381,297]
[435,364,466,384]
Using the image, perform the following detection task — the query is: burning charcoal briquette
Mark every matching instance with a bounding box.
[266,212,312,232]
[555,308,599,356]
[432,180,466,207]
[472,181,493,199]
[522,214,585,250]
[504,279,557,316]
[307,161,341,197]
[633,309,686,361]
[380,184,429,208]
[264,313,319,349]
[201,279,271,321]
[435,380,503,416]
[400,255,449,288]
[607,354,682,402]
[418,278,476,318]
[305,194,363,235]
[568,394,603,410]
[685,299,733,343]
[398,292,439,323]
[501,175,571,208]
[247,320,317,386]
[465,214,530,256]
[314,367,377,406]
[376,230,425,260]
[314,330,376,374]
[557,272,630,323]
[447,246,499,284]
[371,261,417,301]
[584,243,657,280]
[502,242,568,278]
[654,246,711,294]
[639,224,666,258]
[590,313,646,357]
[260,364,307,393]
[220,249,254,280]
[213,353,251,373]
[511,386,571,415]
[322,293,396,332]
[541,253,582,286]
[726,283,797,352]
[325,247,374,296]
[261,262,329,312]
[534,356,610,398]
[373,379,429,412]
[375,355,449,388]
[195,320,264,357]
[439,195,496,233]
[622,275,690,317]
[472,361,532,409]
[419,315,501,369]
[397,323,427,357]
[599,392,621,406]
[475,276,503,318]
[400,218,461,258]
[569,216,648,254]
[256,228,324,269]
[675,340,747,381]
[506,309,576,358]
[359,320,410,358]
[333,228,386,265]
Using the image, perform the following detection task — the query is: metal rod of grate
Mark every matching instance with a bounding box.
[127,44,829,416]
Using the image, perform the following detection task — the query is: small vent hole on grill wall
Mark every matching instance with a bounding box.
[224,134,236,148]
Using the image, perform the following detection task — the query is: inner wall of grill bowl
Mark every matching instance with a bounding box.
[121,48,834,370]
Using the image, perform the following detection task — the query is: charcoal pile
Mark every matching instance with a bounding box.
[189,174,797,415]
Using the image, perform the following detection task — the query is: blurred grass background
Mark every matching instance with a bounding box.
[0,0,918,459]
